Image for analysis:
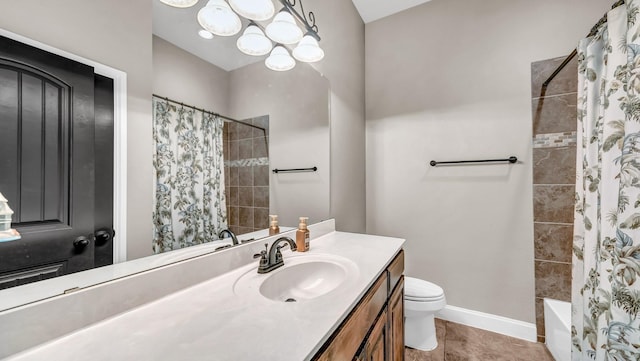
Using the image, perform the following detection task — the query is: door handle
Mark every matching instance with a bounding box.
[94,229,113,246]
[73,236,91,252]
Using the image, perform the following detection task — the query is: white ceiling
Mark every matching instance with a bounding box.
[351,0,433,24]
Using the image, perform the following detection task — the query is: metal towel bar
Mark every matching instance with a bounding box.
[272,167,318,174]
[430,157,517,166]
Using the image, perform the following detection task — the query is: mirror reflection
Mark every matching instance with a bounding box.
[0,0,330,306]
[151,44,330,254]
[152,0,330,253]
[150,96,269,253]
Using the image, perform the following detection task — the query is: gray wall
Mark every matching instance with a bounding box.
[365,0,606,323]
[152,36,230,114]
[0,0,153,260]
[307,0,366,233]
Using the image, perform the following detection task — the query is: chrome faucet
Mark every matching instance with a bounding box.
[218,229,239,245]
[253,237,297,274]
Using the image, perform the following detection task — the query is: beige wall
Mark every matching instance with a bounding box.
[365,0,606,322]
[306,0,366,233]
[152,36,230,114]
[0,0,153,260]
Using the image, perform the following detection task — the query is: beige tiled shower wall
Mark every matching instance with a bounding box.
[531,56,577,343]
[223,115,270,236]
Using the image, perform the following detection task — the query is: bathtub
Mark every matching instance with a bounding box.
[544,298,571,361]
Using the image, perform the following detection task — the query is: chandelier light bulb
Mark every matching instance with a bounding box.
[292,34,324,62]
[237,23,273,56]
[197,0,242,36]
[265,9,303,45]
[159,0,199,8]
[229,0,275,21]
[198,29,214,39]
[265,45,296,71]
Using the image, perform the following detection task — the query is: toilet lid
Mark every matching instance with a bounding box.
[405,277,444,301]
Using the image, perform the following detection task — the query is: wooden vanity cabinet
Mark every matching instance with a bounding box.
[313,250,404,361]
[388,278,404,361]
[361,309,388,361]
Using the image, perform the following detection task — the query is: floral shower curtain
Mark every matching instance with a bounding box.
[152,98,228,253]
[573,2,640,360]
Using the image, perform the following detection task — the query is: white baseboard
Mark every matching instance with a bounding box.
[436,305,537,342]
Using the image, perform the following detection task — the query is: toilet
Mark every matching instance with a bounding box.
[404,277,446,351]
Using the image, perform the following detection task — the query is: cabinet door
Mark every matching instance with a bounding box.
[315,273,388,361]
[365,310,387,361]
[389,277,404,361]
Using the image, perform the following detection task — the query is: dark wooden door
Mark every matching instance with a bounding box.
[0,35,111,289]
[93,74,114,268]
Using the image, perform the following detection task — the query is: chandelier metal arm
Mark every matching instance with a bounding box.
[278,0,320,41]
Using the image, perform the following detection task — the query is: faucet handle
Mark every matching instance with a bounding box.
[254,244,270,273]
[253,243,268,261]
[275,245,285,263]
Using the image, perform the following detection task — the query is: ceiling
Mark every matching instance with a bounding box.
[351,0,433,24]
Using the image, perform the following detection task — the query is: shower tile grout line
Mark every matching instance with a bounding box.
[532,91,578,101]
[534,221,573,226]
[533,259,572,265]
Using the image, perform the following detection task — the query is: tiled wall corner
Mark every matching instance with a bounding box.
[531,55,577,343]
[223,115,270,235]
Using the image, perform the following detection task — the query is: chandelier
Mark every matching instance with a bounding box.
[159,0,324,71]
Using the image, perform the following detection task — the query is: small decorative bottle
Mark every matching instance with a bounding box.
[0,192,20,241]
[296,217,310,252]
[0,192,14,232]
[268,215,280,236]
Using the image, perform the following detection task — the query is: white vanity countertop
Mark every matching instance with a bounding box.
[4,231,404,361]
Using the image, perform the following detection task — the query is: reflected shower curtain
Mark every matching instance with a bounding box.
[573,2,640,360]
[152,98,228,253]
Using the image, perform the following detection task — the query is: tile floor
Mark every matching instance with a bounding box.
[405,319,554,361]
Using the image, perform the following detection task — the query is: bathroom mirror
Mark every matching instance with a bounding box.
[152,0,331,239]
[0,0,330,311]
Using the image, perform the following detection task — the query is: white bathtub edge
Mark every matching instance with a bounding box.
[544,298,571,361]
[436,305,537,342]
[543,298,570,326]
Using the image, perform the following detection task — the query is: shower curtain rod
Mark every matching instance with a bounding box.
[542,0,624,89]
[152,94,266,132]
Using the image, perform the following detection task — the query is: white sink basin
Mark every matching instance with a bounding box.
[260,261,346,301]
[233,254,359,302]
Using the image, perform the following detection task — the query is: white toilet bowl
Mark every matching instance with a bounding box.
[404,277,446,351]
